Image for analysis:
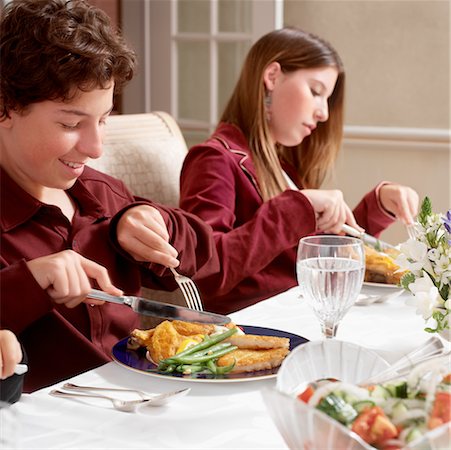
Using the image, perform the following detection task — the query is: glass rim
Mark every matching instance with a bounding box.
[298,235,363,247]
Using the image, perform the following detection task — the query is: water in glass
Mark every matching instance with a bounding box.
[297,236,365,339]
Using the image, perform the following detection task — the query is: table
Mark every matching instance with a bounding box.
[6,287,448,449]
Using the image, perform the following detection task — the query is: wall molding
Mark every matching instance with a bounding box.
[343,126,450,152]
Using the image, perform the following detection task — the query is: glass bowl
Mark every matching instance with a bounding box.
[276,339,390,396]
[263,340,451,450]
[262,388,451,450]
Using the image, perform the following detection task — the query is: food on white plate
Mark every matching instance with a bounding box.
[130,320,217,362]
[364,245,406,285]
[295,360,451,449]
[129,320,290,376]
[217,348,289,373]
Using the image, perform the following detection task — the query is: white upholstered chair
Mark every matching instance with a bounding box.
[89,112,189,326]
[89,111,188,207]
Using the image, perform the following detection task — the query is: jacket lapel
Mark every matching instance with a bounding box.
[212,133,263,199]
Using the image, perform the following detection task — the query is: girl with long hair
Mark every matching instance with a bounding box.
[180,27,418,314]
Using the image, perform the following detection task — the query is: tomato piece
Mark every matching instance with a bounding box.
[297,385,315,403]
[428,391,451,429]
[351,406,398,446]
[442,373,451,384]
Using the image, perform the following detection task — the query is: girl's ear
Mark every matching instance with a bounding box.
[263,62,282,91]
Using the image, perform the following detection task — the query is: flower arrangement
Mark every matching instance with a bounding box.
[396,197,451,335]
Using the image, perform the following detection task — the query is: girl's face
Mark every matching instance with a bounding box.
[0,85,114,200]
[263,64,338,146]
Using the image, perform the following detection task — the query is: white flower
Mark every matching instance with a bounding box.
[405,275,442,319]
[399,198,451,334]
[396,239,430,275]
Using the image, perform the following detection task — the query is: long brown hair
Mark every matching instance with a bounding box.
[221,27,345,201]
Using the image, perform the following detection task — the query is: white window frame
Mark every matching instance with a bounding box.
[122,0,281,136]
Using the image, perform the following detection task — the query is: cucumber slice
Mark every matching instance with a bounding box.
[406,426,423,443]
[353,400,375,413]
[391,400,408,421]
[370,385,390,400]
[317,393,358,425]
[385,381,408,398]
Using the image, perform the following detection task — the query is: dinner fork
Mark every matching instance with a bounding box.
[406,223,420,240]
[62,383,153,400]
[170,267,203,311]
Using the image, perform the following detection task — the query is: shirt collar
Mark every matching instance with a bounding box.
[0,166,108,232]
[213,122,251,157]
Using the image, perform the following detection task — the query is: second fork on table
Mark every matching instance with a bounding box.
[62,383,154,400]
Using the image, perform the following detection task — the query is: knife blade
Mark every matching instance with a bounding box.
[341,224,396,250]
[88,289,230,325]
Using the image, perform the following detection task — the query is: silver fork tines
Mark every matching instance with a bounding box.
[406,223,420,240]
[170,268,203,311]
[62,383,151,400]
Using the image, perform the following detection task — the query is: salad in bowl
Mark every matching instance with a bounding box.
[296,358,450,448]
[263,341,450,449]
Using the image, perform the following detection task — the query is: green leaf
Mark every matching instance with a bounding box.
[425,309,450,333]
[418,197,432,227]
[401,272,415,291]
[440,285,450,301]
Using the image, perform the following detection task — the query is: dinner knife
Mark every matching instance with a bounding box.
[341,224,396,250]
[88,289,231,325]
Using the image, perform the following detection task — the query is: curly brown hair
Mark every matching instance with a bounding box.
[0,0,136,120]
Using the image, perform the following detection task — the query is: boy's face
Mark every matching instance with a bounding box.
[0,84,114,199]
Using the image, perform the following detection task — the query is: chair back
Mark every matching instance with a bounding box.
[89,111,188,207]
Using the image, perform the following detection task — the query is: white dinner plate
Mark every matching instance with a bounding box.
[112,325,308,383]
[358,281,404,304]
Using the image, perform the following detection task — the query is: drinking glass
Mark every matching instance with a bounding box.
[0,401,19,449]
[296,235,365,339]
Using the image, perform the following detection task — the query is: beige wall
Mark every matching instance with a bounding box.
[284,0,450,128]
[285,0,450,244]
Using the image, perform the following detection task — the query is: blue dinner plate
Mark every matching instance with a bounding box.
[112,325,308,383]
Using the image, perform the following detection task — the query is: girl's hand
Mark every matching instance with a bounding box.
[302,189,363,235]
[26,250,122,308]
[116,205,179,268]
[379,184,419,225]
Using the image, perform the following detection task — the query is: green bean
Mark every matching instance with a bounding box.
[170,364,204,374]
[215,360,236,375]
[158,363,176,373]
[179,342,233,359]
[173,345,238,364]
[165,327,238,361]
[206,359,217,374]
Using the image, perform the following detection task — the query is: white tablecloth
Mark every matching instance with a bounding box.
[5,287,448,449]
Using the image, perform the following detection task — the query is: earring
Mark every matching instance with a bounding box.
[264,91,272,107]
[264,91,272,122]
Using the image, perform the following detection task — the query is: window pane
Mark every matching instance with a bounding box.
[177,41,210,122]
[178,0,210,33]
[217,41,250,117]
[218,0,252,33]
[183,129,210,149]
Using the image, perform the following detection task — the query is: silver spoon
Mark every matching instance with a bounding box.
[49,387,190,412]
